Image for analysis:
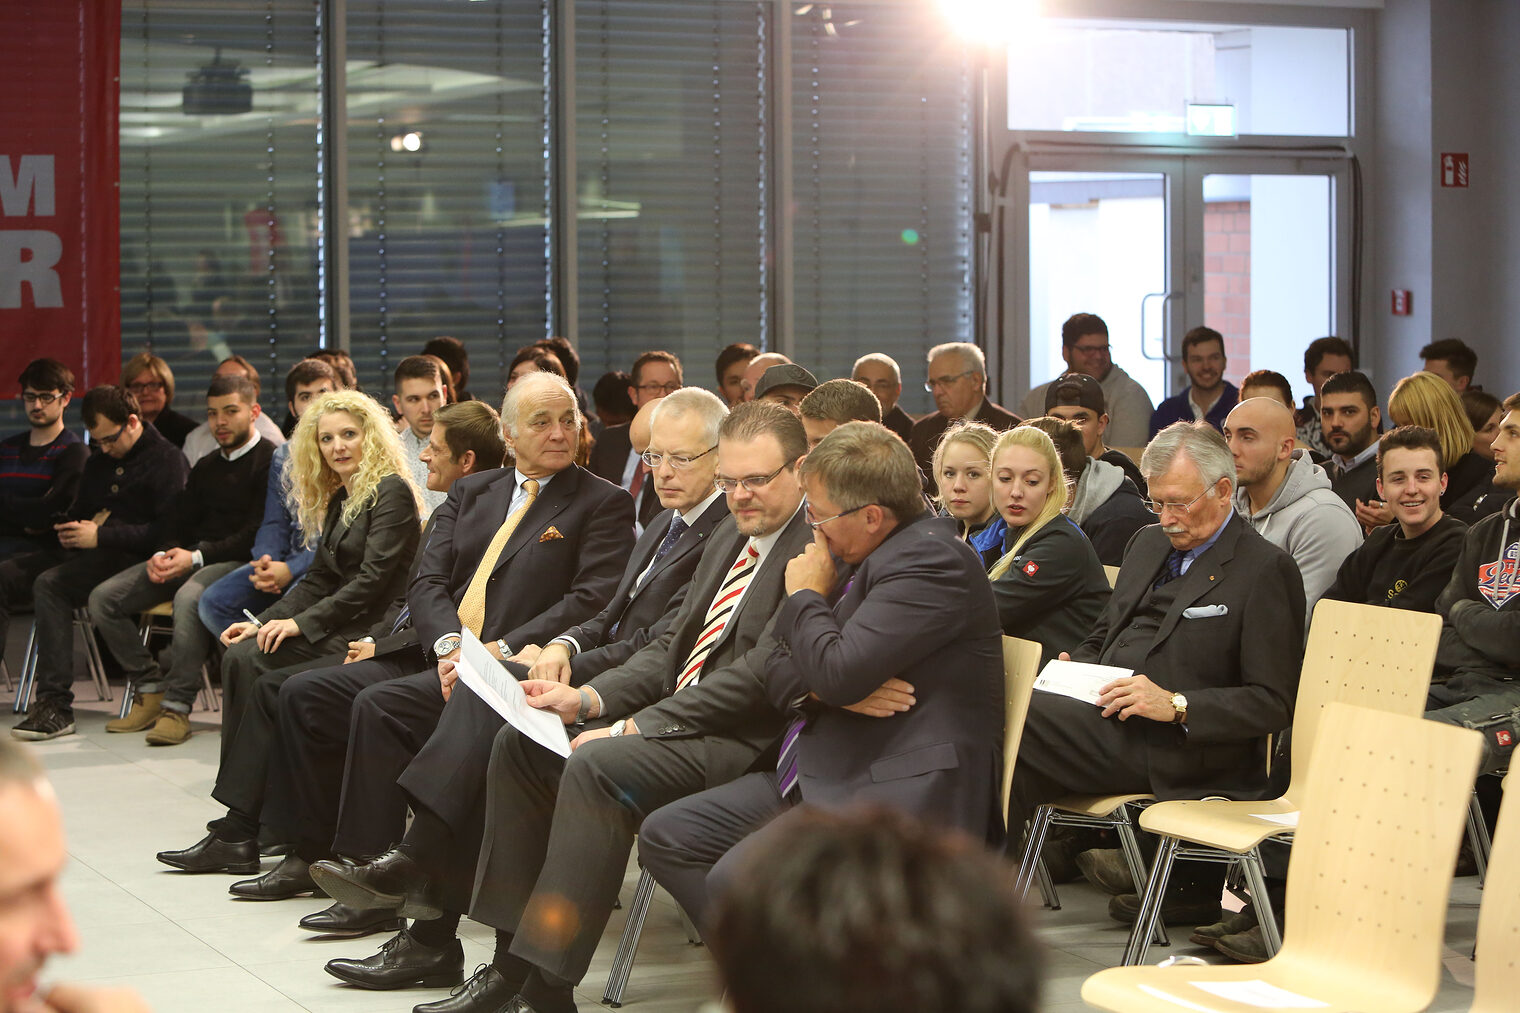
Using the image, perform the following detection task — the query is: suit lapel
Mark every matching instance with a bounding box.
[703,506,809,658]
[489,467,580,578]
[1152,515,1241,646]
[626,496,728,608]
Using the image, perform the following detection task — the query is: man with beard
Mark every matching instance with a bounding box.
[1319,371,1384,520]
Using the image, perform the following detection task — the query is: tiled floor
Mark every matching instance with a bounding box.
[2,629,1486,1012]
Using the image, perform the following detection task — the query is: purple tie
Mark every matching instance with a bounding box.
[775,575,855,800]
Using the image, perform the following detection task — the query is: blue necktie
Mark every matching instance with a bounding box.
[1153,548,1186,588]
[610,516,689,639]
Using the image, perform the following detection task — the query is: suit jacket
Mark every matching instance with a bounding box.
[882,404,915,444]
[767,515,1005,838]
[588,423,634,486]
[1073,515,1305,801]
[257,473,421,643]
[587,506,812,787]
[908,399,1022,490]
[364,512,443,659]
[561,495,732,681]
[409,464,636,662]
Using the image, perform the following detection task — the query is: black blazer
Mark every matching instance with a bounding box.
[257,473,421,643]
[587,506,812,787]
[588,423,634,486]
[990,515,1111,666]
[882,404,916,445]
[409,464,636,661]
[767,515,1005,839]
[908,399,1022,489]
[1073,515,1305,801]
[562,495,732,682]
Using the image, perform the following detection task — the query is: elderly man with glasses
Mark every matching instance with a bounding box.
[1007,421,1305,930]
[908,341,1021,491]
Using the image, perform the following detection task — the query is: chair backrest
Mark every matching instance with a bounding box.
[1281,703,1480,1000]
[1284,599,1443,805]
[1471,782,1520,1012]
[1102,565,1120,589]
[1000,635,1045,829]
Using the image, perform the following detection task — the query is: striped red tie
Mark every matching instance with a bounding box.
[675,542,760,692]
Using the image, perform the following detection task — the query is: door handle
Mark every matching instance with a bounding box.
[1139,291,1180,361]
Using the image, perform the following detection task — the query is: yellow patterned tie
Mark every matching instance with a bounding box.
[456,479,539,637]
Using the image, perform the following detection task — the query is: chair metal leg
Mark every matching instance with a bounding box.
[602,867,658,1008]
[0,659,10,692]
[118,680,136,719]
[14,621,38,714]
[1113,813,1168,946]
[1014,805,1058,903]
[1467,787,1492,888]
[1123,836,1179,966]
[1240,848,1281,956]
[74,610,112,703]
[1034,853,1061,910]
[677,905,702,946]
[198,664,219,712]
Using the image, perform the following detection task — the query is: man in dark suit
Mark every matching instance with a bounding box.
[311,401,810,1013]
[218,373,635,901]
[908,341,1020,490]
[300,388,731,947]
[852,352,915,444]
[1009,421,1305,926]
[638,421,1005,931]
[587,350,682,498]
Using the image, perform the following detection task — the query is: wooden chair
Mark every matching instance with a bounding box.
[129,601,218,716]
[1470,774,1519,1013]
[1102,565,1121,589]
[1082,702,1482,1013]
[1119,600,1442,965]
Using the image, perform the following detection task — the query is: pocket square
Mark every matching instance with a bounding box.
[538,526,565,542]
[1182,604,1228,619]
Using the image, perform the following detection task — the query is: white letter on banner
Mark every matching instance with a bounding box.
[0,231,64,307]
[0,156,56,217]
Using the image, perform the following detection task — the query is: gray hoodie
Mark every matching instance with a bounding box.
[1234,449,1363,612]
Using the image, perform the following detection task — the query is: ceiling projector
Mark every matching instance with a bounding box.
[183,49,252,116]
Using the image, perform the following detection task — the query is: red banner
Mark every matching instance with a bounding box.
[0,1,120,394]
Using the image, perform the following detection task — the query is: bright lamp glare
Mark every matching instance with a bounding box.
[936,0,1039,44]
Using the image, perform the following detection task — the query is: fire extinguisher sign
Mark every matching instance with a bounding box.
[1441,153,1470,188]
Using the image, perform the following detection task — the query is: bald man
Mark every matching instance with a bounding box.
[628,396,664,530]
[738,352,790,403]
[1222,397,1362,611]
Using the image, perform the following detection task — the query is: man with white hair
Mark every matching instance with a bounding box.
[1009,421,1305,927]
[852,352,914,443]
[908,342,1020,487]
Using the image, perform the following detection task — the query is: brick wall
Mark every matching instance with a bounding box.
[1203,199,1250,385]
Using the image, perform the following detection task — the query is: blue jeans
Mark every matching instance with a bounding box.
[198,563,283,638]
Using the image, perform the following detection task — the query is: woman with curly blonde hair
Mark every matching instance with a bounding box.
[1388,370,1491,507]
[219,389,422,675]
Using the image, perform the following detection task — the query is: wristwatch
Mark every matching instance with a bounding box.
[1169,692,1189,725]
[433,633,463,658]
[358,636,375,645]
[609,719,627,737]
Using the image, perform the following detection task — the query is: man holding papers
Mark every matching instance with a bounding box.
[1008,421,1304,927]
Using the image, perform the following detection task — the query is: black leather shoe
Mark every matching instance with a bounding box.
[157,833,260,875]
[324,929,464,991]
[229,854,327,900]
[299,901,403,938]
[501,992,577,1013]
[311,847,442,921]
[413,965,522,1013]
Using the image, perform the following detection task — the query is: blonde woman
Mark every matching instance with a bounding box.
[1388,371,1491,508]
[987,425,1110,663]
[932,422,1005,570]
[218,390,423,678]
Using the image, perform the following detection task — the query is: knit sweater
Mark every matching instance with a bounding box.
[0,429,88,536]
[1323,514,1466,613]
[153,436,275,564]
[66,425,190,556]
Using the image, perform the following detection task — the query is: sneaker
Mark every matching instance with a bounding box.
[1076,848,1136,896]
[12,702,76,741]
[106,691,164,733]
[145,710,191,746]
[1214,924,1271,963]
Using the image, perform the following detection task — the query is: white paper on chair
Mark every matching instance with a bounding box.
[1250,811,1300,828]
[454,630,571,758]
[1188,980,1328,1008]
[1032,660,1132,705]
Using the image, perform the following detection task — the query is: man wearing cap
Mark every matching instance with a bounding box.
[1044,373,1147,496]
[755,363,819,413]
[909,342,1021,490]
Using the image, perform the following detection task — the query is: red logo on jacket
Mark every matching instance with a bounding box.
[1023,561,1039,577]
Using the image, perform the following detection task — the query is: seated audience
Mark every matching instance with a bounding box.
[1323,425,1465,611]
[852,352,915,443]
[1148,326,1238,438]
[911,342,1021,489]
[0,359,87,559]
[1420,337,1478,393]
[1043,371,1147,495]
[638,421,1004,928]
[931,422,1005,569]
[588,350,682,495]
[590,370,634,432]
[392,356,451,516]
[422,336,471,401]
[1319,370,1383,515]
[985,426,1110,663]
[715,342,760,406]
[1388,370,1491,508]
[88,375,275,746]
[1465,389,1503,461]
[1294,336,1356,456]
[1239,369,1296,410]
[422,353,459,404]
[195,359,338,636]
[9,387,190,742]
[798,377,881,448]
[708,808,1040,1013]
[754,363,819,412]
[533,337,586,412]
[1024,416,1149,568]
[738,351,790,402]
[506,346,565,389]
[1426,393,1520,773]
[181,355,287,464]
[1021,313,1152,448]
[1223,397,1361,610]
[1009,421,1305,926]
[122,352,197,448]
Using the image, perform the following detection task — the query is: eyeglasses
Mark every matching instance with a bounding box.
[1144,487,1215,516]
[806,502,875,530]
[1069,343,1111,355]
[924,370,977,392]
[127,380,165,395]
[641,446,716,471]
[713,457,798,494]
[22,392,62,405]
[635,382,682,396]
[93,426,127,448]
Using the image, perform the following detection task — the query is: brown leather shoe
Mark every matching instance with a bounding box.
[106,692,164,733]
[145,710,191,745]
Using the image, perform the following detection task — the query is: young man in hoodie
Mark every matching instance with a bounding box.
[1426,393,1520,773]
[1044,372,1147,495]
[1223,397,1362,612]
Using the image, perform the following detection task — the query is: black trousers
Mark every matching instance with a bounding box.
[259,647,424,852]
[468,723,712,985]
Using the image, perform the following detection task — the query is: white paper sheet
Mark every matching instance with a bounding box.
[1189,980,1328,1008]
[454,630,572,758]
[1032,659,1133,705]
[1251,811,1300,828]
